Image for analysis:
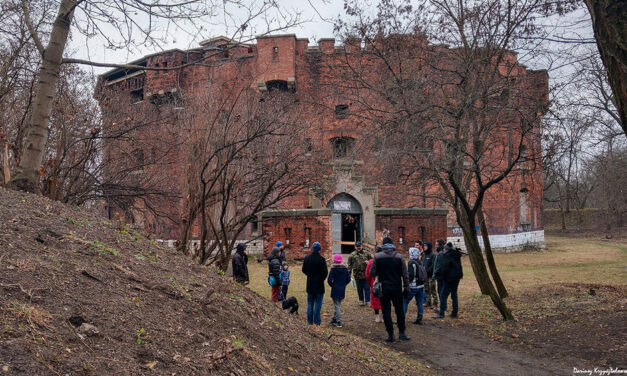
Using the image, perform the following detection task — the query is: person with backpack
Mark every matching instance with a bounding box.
[403,247,427,324]
[348,241,372,306]
[370,237,410,343]
[231,243,249,285]
[267,247,282,302]
[302,242,328,326]
[365,246,383,323]
[433,243,463,319]
[327,254,351,327]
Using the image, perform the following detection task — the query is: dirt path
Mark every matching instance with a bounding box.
[337,305,573,376]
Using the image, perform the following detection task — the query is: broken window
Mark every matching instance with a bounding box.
[330,137,354,159]
[335,104,349,118]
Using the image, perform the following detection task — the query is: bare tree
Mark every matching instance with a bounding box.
[177,80,323,270]
[335,0,554,319]
[583,0,627,136]
[7,0,298,193]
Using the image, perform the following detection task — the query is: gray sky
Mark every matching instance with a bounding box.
[71,0,349,75]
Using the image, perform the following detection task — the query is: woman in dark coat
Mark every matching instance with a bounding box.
[232,243,249,284]
[302,242,328,325]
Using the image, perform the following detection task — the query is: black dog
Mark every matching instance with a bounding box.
[282,296,299,314]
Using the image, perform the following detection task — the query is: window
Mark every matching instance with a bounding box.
[284,227,292,245]
[304,227,311,248]
[335,104,349,118]
[398,226,405,245]
[330,137,354,159]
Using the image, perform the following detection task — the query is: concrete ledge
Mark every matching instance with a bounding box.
[260,208,332,217]
[447,230,545,253]
[374,208,448,216]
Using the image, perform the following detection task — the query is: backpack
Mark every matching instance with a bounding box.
[416,262,428,285]
[410,260,428,286]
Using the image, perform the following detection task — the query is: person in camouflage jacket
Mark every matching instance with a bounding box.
[348,241,372,305]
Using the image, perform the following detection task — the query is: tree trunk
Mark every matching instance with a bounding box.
[8,0,77,192]
[584,0,627,135]
[477,208,509,299]
[459,210,514,320]
[2,142,10,184]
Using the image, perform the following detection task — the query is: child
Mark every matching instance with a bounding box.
[279,262,290,301]
[327,254,351,327]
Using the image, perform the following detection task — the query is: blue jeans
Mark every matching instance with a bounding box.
[439,280,460,316]
[403,287,425,316]
[307,293,324,325]
[355,278,370,303]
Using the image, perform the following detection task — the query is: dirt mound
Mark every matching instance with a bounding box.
[0,188,428,375]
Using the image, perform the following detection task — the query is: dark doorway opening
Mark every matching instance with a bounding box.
[341,213,361,254]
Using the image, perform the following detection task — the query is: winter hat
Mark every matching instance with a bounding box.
[312,242,322,253]
[236,243,246,252]
[333,254,343,264]
[271,247,280,257]
[382,237,393,245]
[276,241,283,247]
[408,247,420,260]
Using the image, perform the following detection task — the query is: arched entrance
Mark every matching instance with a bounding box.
[326,193,363,254]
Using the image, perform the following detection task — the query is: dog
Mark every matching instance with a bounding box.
[282,296,299,314]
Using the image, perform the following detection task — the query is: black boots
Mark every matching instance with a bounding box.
[413,314,423,325]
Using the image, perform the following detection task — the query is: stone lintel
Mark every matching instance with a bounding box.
[374,208,448,216]
[261,208,332,217]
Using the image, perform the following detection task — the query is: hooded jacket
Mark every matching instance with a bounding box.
[327,264,351,301]
[434,246,463,282]
[369,243,409,296]
[232,248,249,283]
[407,247,425,289]
[421,242,436,278]
[267,248,282,279]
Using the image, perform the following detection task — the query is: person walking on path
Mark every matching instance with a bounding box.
[370,237,410,343]
[232,243,249,285]
[404,247,426,324]
[267,247,282,302]
[302,242,328,326]
[422,241,438,308]
[327,254,351,327]
[348,241,372,306]
[433,243,463,319]
[365,246,383,323]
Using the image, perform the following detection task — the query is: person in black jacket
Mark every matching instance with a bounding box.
[302,242,328,326]
[421,241,438,308]
[370,237,410,343]
[232,243,249,285]
[433,243,463,319]
[267,247,282,302]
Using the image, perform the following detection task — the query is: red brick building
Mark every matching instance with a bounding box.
[97,34,547,258]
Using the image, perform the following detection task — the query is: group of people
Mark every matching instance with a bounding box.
[231,237,463,343]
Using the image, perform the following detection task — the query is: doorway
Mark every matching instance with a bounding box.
[327,193,363,254]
